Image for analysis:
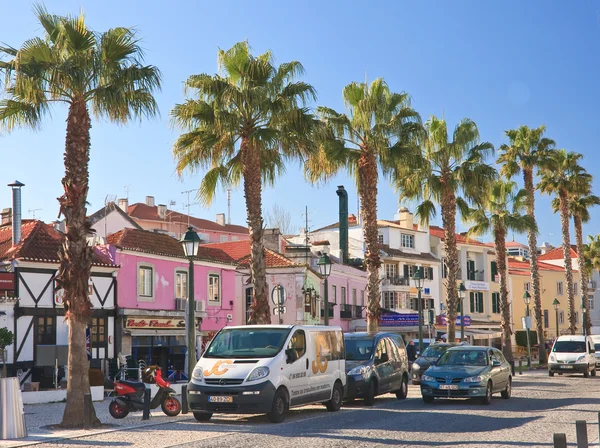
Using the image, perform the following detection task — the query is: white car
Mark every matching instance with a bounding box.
[549,335,596,377]
[590,335,600,369]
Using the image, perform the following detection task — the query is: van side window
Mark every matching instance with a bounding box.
[393,335,406,349]
[385,338,399,361]
[589,341,594,353]
[375,339,387,361]
[288,330,306,359]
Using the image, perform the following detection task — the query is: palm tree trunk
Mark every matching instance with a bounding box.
[494,225,513,363]
[523,169,547,364]
[574,214,590,334]
[242,138,270,325]
[441,187,458,342]
[59,98,100,428]
[558,191,576,334]
[358,146,381,333]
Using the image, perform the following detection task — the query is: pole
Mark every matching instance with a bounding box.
[418,287,423,354]
[324,277,329,326]
[555,308,559,339]
[583,312,586,337]
[460,295,464,343]
[525,304,532,369]
[187,257,196,380]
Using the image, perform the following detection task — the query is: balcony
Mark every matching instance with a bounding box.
[340,304,353,319]
[385,275,410,286]
[588,281,597,291]
[466,271,485,281]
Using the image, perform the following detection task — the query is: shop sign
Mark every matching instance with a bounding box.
[380,313,419,327]
[0,272,15,291]
[437,314,471,326]
[126,317,186,329]
[465,280,489,291]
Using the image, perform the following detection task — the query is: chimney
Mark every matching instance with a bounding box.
[1,208,11,226]
[398,207,414,230]
[118,198,129,212]
[263,228,281,253]
[8,181,24,246]
[157,204,167,219]
[145,196,155,207]
[336,185,348,264]
[216,213,226,226]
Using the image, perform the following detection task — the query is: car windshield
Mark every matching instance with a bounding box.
[344,338,374,361]
[437,350,488,366]
[204,328,291,358]
[422,346,449,359]
[595,343,600,352]
[552,341,586,353]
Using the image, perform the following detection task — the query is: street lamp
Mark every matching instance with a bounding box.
[180,226,200,378]
[581,300,587,337]
[553,298,560,339]
[458,283,467,343]
[523,291,532,369]
[412,268,424,354]
[317,254,333,325]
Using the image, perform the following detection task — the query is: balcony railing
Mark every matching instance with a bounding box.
[385,275,411,286]
[466,271,485,281]
[588,281,597,290]
[340,304,353,319]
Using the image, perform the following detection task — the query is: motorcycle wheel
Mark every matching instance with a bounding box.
[161,396,182,417]
[109,400,129,419]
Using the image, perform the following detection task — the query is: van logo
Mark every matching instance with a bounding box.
[311,333,329,374]
[204,360,234,377]
[219,379,226,385]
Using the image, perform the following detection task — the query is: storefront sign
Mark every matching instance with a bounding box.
[126,318,186,329]
[380,313,419,327]
[437,314,471,326]
[0,272,15,291]
[465,280,489,291]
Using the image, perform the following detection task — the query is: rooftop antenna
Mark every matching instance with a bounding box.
[124,185,131,200]
[182,189,195,227]
[227,189,231,225]
[28,208,42,220]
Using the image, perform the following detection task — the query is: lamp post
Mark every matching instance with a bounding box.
[412,268,424,354]
[581,300,587,337]
[458,283,466,342]
[523,291,532,369]
[317,254,333,325]
[553,298,560,339]
[180,226,200,379]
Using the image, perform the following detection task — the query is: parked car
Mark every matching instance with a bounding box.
[589,335,600,370]
[420,346,512,405]
[187,325,346,423]
[549,335,596,377]
[411,343,461,385]
[344,332,409,405]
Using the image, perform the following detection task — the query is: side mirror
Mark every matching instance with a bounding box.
[492,360,501,368]
[285,348,297,364]
[431,359,437,366]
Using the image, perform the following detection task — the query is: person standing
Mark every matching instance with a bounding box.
[406,340,417,368]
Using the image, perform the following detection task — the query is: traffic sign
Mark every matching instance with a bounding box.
[273,306,286,315]
[271,285,285,306]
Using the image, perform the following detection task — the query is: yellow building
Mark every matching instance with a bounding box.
[508,257,581,343]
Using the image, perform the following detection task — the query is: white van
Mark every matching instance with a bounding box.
[590,335,600,368]
[187,325,346,423]
[549,335,596,377]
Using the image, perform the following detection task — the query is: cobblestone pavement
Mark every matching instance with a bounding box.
[3,371,600,448]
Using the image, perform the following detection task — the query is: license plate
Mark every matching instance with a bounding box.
[208,396,233,403]
[439,384,458,390]
[560,365,574,369]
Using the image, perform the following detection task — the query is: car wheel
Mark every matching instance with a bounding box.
[325,382,343,412]
[364,379,376,406]
[395,374,408,400]
[193,412,213,422]
[584,367,590,378]
[267,389,288,423]
[501,377,511,399]
[592,367,597,377]
[422,395,434,404]
[549,370,554,377]
[481,381,493,405]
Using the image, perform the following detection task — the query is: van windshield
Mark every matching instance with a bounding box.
[344,338,374,361]
[552,341,586,353]
[204,328,291,359]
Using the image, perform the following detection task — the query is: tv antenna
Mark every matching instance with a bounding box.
[227,189,231,225]
[181,189,196,226]
[124,185,131,200]
[28,208,42,219]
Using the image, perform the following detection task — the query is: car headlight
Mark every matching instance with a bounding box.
[192,367,203,382]
[463,375,484,383]
[576,355,586,363]
[246,366,270,382]
[348,365,370,376]
[549,354,556,362]
[412,363,420,371]
[421,374,435,382]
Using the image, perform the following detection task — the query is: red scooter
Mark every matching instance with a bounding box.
[109,366,181,419]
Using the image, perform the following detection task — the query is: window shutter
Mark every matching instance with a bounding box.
[429,267,434,281]
[478,293,484,313]
[491,261,497,281]
[403,265,409,278]
[468,260,475,280]
[470,292,475,313]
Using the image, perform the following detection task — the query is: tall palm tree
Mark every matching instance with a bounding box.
[539,149,588,335]
[584,235,600,274]
[497,125,554,364]
[0,7,161,428]
[466,180,536,363]
[172,42,316,325]
[395,116,496,342]
[552,172,599,336]
[305,79,422,332]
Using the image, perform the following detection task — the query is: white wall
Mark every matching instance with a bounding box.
[92,211,138,238]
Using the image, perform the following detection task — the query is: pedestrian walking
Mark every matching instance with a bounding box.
[407,340,417,368]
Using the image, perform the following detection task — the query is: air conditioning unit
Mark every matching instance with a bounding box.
[175,298,186,311]
[196,301,206,312]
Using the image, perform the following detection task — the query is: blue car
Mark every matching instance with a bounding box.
[420,346,512,405]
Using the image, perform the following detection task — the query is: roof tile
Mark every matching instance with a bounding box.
[203,240,297,268]
[538,246,578,261]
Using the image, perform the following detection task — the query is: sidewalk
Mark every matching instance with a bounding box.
[0,399,194,448]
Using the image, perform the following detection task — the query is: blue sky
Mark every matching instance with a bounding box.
[2,1,600,246]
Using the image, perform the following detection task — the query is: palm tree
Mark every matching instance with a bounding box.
[497,125,554,364]
[539,149,588,335]
[466,180,536,363]
[395,116,496,342]
[552,172,599,336]
[305,79,422,332]
[584,235,600,274]
[172,42,316,325]
[0,7,161,428]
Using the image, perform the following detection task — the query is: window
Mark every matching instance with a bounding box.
[138,266,153,298]
[175,271,188,299]
[589,296,594,311]
[378,234,384,244]
[232,236,239,242]
[90,317,106,347]
[469,292,484,313]
[524,282,531,292]
[442,258,448,279]
[208,274,220,302]
[382,291,396,309]
[491,261,498,282]
[37,316,56,345]
[405,265,417,278]
[341,287,347,305]
[385,263,397,279]
[574,282,578,296]
[467,260,475,281]
[491,292,500,314]
[375,339,387,361]
[422,267,434,280]
[401,233,414,249]
[220,235,229,243]
[361,290,365,307]
[332,285,337,304]
[245,287,253,324]
[543,310,549,328]
[352,289,357,307]
[559,310,565,324]
[288,330,306,360]
[557,281,564,296]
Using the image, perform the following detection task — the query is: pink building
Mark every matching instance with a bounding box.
[105,228,239,376]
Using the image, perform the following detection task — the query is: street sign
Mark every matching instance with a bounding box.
[273,306,286,315]
[271,285,285,306]
[521,316,532,329]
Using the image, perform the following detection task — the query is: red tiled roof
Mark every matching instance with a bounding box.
[507,257,565,272]
[506,241,527,248]
[538,246,578,261]
[314,214,358,231]
[107,228,236,265]
[429,225,491,247]
[128,203,249,235]
[203,240,297,268]
[0,220,115,266]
